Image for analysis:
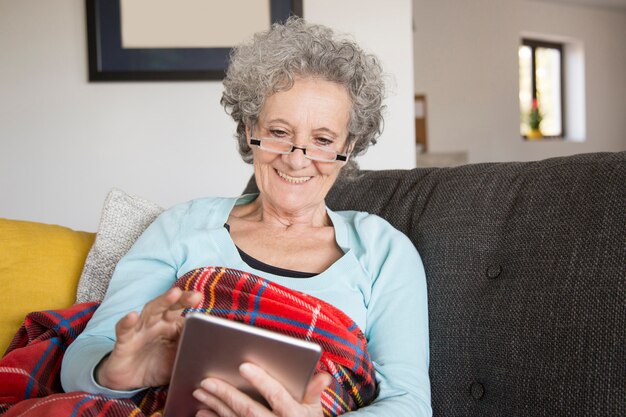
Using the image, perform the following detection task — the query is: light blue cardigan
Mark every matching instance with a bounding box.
[61,195,432,416]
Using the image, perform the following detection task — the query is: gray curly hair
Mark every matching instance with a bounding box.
[221,16,386,167]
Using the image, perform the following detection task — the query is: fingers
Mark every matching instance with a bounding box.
[195,409,219,417]
[194,366,328,417]
[239,363,296,415]
[114,289,201,338]
[139,288,202,325]
[194,377,269,417]
[303,372,332,405]
[114,311,139,343]
[142,288,183,318]
[163,290,203,321]
[114,288,202,350]
[193,387,238,417]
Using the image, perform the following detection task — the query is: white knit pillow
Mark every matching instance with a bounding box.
[75,188,163,303]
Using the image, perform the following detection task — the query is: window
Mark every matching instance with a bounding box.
[519,39,564,139]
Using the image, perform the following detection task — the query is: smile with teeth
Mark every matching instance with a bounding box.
[276,169,312,184]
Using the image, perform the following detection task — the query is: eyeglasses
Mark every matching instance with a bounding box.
[250,137,348,162]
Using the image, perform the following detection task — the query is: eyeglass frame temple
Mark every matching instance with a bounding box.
[249,138,347,161]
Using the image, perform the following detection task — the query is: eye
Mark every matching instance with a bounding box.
[314,137,334,147]
[269,129,289,138]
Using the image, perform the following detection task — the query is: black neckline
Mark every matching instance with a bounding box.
[223,223,316,278]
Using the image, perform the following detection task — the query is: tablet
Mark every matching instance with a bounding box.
[163,313,323,417]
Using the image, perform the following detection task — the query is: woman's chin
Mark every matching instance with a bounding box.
[271,194,317,214]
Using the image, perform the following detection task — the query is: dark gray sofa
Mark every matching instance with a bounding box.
[248,151,625,416]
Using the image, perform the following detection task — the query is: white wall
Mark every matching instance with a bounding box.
[304,0,416,170]
[413,0,626,162]
[0,0,415,231]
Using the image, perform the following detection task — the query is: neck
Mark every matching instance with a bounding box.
[243,195,330,229]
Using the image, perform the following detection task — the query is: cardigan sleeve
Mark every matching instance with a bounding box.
[60,202,190,396]
[343,214,432,417]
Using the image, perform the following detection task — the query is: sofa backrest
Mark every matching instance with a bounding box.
[250,151,626,416]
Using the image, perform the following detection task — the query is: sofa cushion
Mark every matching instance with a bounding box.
[0,219,95,354]
[75,188,163,303]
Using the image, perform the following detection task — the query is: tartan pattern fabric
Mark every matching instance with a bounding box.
[175,266,377,416]
[0,267,376,416]
[0,302,166,417]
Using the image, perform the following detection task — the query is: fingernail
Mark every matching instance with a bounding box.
[193,389,206,401]
[201,380,217,393]
[239,362,254,376]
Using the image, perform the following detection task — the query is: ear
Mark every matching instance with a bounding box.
[345,138,356,156]
[245,125,252,143]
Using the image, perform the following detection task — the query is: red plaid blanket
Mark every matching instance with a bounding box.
[0,267,377,416]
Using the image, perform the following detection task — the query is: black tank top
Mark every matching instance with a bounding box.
[224,224,316,278]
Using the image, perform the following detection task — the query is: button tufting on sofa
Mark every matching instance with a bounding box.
[470,382,485,400]
[485,264,503,279]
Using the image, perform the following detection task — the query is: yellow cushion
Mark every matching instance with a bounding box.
[0,218,95,355]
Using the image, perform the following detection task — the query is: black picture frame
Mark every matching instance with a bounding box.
[86,0,303,82]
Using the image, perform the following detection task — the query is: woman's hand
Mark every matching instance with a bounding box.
[192,363,332,417]
[96,287,202,391]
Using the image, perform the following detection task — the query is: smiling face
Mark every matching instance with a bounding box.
[247,77,352,217]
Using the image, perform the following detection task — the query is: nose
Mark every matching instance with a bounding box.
[283,144,311,169]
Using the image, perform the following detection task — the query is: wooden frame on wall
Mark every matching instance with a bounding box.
[85,0,303,82]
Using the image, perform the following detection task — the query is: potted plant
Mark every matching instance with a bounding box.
[527,98,543,140]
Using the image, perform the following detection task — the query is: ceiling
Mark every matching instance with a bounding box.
[530,0,626,12]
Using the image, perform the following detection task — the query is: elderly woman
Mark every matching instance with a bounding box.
[61,17,431,417]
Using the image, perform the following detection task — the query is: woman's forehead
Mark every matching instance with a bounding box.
[257,78,351,135]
